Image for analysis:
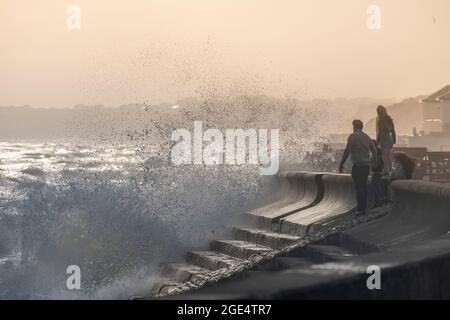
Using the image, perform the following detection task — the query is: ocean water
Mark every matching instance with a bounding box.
[0,95,327,299]
[0,141,264,299]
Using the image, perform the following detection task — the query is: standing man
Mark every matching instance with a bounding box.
[339,120,377,215]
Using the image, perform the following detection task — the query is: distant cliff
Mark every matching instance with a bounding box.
[0,96,415,142]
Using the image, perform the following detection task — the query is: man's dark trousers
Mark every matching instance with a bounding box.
[351,165,370,212]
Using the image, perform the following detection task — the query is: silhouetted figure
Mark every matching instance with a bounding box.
[376,105,396,174]
[390,152,416,180]
[339,120,377,215]
[371,139,385,208]
[382,152,417,202]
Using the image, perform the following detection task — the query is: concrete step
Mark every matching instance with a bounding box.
[160,263,211,283]
[185,251,244,271]
[241,213,280,231]
[210,240,273,259]
[151,279,183,296]
[243,212,274,230]
[299,244,358,263]
[232,226,301,250]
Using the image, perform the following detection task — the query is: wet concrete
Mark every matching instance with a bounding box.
[175,234,450,299]
[141,173,450,300]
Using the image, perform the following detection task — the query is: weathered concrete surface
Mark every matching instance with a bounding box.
[146,172,322,297]
[247,173,295,216]
[143,173,449,300]
[280,174,357,236]
[232,227,301,250]
[344,180,450,248]
[142,172,379,298]
[185,251,244,271]
[144,207,388,299]
[167,180,450,300]
[172,234,450,299]
[210,240,272,259]
[247,172,323,230]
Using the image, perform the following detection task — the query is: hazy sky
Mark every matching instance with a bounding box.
[1,0,449,107]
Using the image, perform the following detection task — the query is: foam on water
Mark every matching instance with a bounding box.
[0,95,324,299]
[0,143,265,298]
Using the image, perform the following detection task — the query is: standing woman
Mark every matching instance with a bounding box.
[376,105,396,174]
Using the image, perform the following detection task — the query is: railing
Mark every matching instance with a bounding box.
[424,152,450,181]
[304,147,450,182]
[393,148,450,182]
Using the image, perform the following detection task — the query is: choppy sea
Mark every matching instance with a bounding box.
[0,141,263,299]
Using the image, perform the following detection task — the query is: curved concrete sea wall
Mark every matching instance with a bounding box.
[279,174,357,236]
[247,172,323,230]
[345,180,450,248]
[248,173,294,215]
[142,172,450,299]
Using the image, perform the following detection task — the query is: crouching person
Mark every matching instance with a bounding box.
[390,152,416,181]
[382,152,417,202]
